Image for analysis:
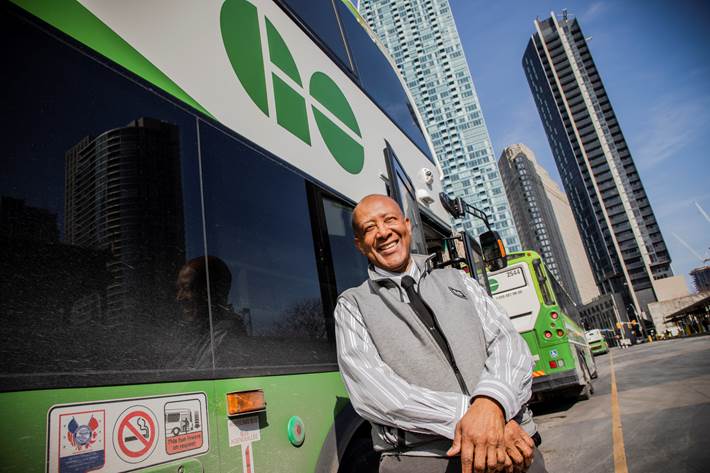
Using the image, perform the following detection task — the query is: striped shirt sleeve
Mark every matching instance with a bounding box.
[461,272,534,421]
[334,297,469,440]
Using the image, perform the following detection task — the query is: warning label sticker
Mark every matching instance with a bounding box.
[113,406,158,463]
[47,393,208,473]
[228,415,261,447]
[164,399,204,455]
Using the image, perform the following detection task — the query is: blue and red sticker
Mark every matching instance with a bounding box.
[58,410,105,473]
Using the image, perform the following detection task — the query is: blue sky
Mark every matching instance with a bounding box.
[448,0,710,290]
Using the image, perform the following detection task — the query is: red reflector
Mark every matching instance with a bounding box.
[549,360,557,369]
[550,312,559,319]
[544,331,552,339]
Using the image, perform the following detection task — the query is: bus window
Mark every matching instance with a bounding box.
[198,122,337,374]
[384,142,427,254]
[1,10,208,390]
[335,2,433,160]
[532,258,554,306]
[278,0,353,71]
[322,197,369,295]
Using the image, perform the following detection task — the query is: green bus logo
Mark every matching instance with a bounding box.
[220,0,364,174]
[489,278,499,293]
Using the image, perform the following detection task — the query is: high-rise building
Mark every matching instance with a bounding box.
[523,11,672,317]
[65,117,185,323]
[359,0,521,250]
[541,170,600,305]
[499,143,593,304]
[690,265,710,293]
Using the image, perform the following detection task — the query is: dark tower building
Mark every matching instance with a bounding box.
[523,11,672,318]
[64,117,185,324]
[498,144,582,305]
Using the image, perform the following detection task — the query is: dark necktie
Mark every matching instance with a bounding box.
[401,275,450,364]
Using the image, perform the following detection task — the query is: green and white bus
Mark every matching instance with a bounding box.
[487,252,597,401]
[0,1,472,472]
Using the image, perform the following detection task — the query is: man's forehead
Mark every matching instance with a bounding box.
[354,196,403,221]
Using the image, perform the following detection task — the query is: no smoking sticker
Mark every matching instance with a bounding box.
[113,407,158,463]
[48,393,209,472]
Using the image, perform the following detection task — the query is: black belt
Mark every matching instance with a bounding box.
[532,431,542,447]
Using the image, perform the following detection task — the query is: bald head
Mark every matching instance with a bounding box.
[352,194,412,272]
[352,194,403,237]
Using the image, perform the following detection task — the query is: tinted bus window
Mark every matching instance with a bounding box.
[279,0,353,70]
[323,198,369,294]
[1,11,207,390]
[198,123,336,374]
[335,2,432,160]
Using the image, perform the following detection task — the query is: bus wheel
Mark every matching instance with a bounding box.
[338,431,380,473]
[578,358,594,400]
[172,427,181,437]
[590,357,599,379]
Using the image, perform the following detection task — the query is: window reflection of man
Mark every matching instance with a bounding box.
[174,256,245,368]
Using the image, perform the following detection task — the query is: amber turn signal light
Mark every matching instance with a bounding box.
[227,390,266,416]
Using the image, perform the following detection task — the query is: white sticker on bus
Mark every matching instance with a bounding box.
[228,415,261,447]
[47,393,208,473]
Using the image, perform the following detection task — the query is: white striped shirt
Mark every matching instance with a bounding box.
[334,265,533,440]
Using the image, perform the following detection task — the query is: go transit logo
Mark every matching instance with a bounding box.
[220,0,364,174]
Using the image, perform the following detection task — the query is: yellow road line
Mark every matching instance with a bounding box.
[610,351,629,473]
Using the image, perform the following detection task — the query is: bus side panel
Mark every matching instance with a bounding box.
[0,381,221,473]
[212,371,348,473]
[520,331,543,372]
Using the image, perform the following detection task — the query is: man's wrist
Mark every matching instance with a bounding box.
[469,395,505,419]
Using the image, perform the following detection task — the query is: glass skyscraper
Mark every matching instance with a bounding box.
[523,11,672,317]
[359,0,521,250]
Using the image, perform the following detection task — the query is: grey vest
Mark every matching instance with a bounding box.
[339,254,534,456]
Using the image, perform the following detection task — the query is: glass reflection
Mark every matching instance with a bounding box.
[323,198,369,294]
[198,122,336,370]
[1,10,206,388]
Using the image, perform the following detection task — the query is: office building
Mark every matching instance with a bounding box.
[579,293,627,332]
[359,0,521,250]
[498,144,581,303]
[542,169,600,304]
[523,11,672,318]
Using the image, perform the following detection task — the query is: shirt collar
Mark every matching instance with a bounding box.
[372,260,420,280]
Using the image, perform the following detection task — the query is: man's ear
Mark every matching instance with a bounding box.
[405,217,411,233]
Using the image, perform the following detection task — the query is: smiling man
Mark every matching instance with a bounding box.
[334,195,547,473]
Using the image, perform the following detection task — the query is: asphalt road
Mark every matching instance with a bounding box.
[532,336,710,473]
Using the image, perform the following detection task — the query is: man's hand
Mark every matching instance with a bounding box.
[503,420,534,472]
[447,396,508,473]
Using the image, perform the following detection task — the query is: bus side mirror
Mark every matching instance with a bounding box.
[439,192,464,219]
[480,230,507,272]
